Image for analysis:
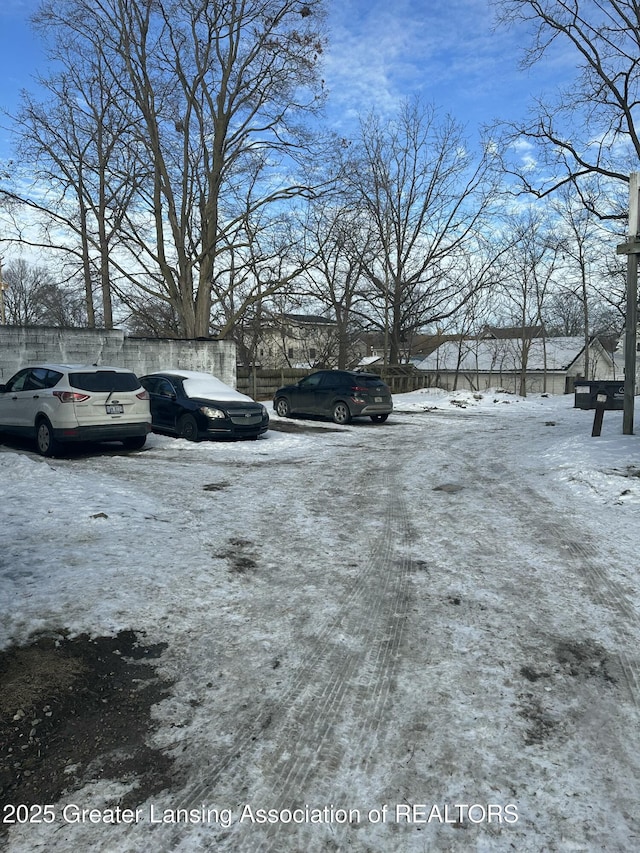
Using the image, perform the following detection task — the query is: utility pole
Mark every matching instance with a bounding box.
[0,257,7,325]
[616,172,640,435]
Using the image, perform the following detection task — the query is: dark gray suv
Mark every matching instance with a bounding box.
[273,370,393,425]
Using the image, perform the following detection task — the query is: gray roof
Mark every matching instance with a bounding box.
[281,313,337,325]
[481,324,545,340]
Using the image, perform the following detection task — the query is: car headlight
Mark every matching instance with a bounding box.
[260,405,268,417]
[200,406,226,419]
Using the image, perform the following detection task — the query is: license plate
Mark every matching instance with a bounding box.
[374,396,382,403]
[106,404,124,414]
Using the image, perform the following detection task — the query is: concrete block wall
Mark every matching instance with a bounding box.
[122,337,236,385]
[0,326,237,387]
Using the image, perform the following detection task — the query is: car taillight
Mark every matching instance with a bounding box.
[52,391,90,403]
[350,385,368,393]
[136,390,150,400]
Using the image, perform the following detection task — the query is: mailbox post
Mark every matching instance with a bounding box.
[575,381,625,436]
[592,393,608,437]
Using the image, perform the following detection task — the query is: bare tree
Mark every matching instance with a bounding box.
[28,0,328,338]
[213,202,319,341]
[492,0,640,216]
[497,207,562,394]
[2,0,328,337]
[2,258,86,326]
[9,53,140,329]
[547,181,618,375]
[121,293,182,338]
[543,289,586,336]
[341,100,501,364]
[297,201,378,367]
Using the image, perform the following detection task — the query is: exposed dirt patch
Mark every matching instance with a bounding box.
[608,465,640,479]
[216,537,259,574]
[516,639,620,748]
[202,481,231,492]
[0,630,176,838]
[518,696,560,746]
[554,639,618,682]
[520,665,551,683]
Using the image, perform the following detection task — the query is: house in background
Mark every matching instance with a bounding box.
[613,324,640,386]
[252,313,363,369]
[414,333,618,395]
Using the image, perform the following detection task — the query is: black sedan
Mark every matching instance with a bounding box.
[273,369,393,425]
[140,371,269,440]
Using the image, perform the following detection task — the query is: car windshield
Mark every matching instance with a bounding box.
[69,371,140,392]
[181,375,252,402]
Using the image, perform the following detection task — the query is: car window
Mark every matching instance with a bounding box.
[24,368,50,391]
[45,369,63,388]
[68,371,140,392]
[4,369,31,392]
[319,372,345,387]
[155,378,176,397]
[300,373,324,389]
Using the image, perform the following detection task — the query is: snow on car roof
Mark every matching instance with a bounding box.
[158,370,254,402]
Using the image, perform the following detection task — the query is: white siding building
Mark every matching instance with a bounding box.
[414,336,618,395]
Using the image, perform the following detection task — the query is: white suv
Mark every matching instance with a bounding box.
[0,364,151,456]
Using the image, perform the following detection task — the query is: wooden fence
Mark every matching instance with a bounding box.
[372,365,433,394]
[237,367,310,400]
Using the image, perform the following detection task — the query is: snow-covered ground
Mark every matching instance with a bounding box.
[2,388,640,852]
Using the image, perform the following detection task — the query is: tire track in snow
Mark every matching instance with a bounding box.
[218,492,414,852]
[154,459,414,853]
[226,494,413,853]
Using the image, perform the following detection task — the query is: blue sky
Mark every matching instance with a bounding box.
[324,0,554,132]
[0,0,43,154]
[0,0,572,159]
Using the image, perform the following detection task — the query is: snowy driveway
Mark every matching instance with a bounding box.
[2,390,640,852]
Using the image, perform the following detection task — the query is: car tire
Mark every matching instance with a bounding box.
[35,418,60,457]
[178,414,199,441]
[332,401,351,425]
[275,398,291,418]
[123,435,147,450]
[370,414,389,423]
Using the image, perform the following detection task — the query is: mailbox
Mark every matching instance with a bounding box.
[574,380,624,411]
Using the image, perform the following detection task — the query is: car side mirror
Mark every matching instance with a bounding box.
[0,384,6,393]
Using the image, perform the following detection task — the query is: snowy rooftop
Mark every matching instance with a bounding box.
[415,336,601,372]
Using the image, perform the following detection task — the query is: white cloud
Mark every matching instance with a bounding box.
[321,0,545,133]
